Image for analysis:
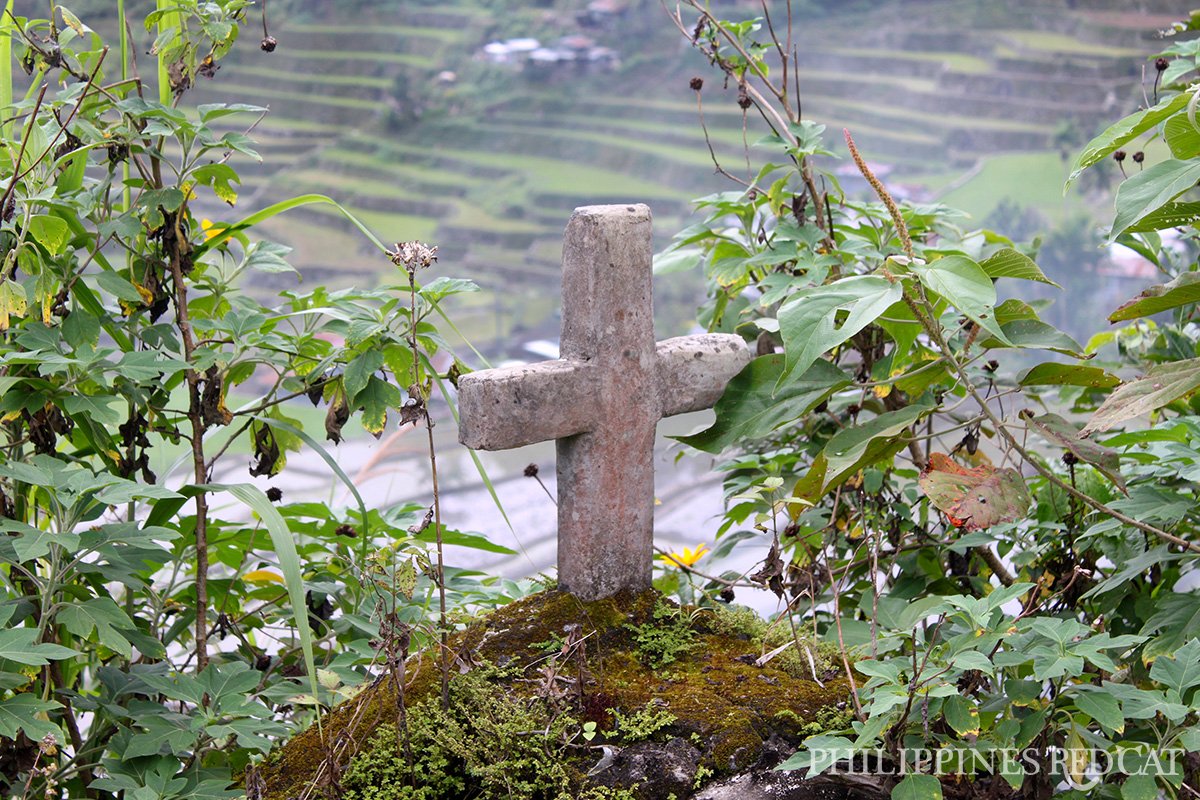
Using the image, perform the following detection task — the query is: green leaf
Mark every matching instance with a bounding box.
[913,256,1009,344]
[0,628,78,665]
[1124,201,1200,233]
[1067,92,1191,188]
[420,277,479,302]
[0,695,61,741]
[942,695,980,736]
[653,247,702,275]
[343,350,384,401]
[1165,113,1200,159]
[417,525,516,555]
[28,215,70,255]
[823,402,932,487]
[1110,159,1200,240]
[1017,363,1120,389]
[1074,689,1125,734]
[57,598,136,658]
[778,276,903,382]
[1149,639,1200,695]
[676,356,851,453]
[979,248,1060,287]
[1122,775,1160,800]
[355,375,402,436]
[1109,271,1200,322]
[95,271,147,304]
[892,774,943,800]
[982,319,1082,356]
[1026,413,1126,493]
[1081,358,1200,436]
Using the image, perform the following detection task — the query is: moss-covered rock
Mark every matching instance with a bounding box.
[256,589,850,799]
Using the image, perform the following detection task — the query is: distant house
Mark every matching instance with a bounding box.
[481,38,542,63]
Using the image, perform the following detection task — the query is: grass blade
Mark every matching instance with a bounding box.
[0,0,13,139]
[196,193,390,257]
[206,482,323,735]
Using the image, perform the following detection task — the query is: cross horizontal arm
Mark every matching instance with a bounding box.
[657,334,753,417]
[457,360,595,450]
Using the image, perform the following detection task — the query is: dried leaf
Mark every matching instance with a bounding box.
[1025,413,1126,494]
[1081,358,1200,436]
[919,453,1031,530]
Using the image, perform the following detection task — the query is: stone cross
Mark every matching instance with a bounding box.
[456,204,752,601]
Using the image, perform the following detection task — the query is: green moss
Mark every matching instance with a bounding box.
[341,666,578,800]
[625,597,696,668]
[259,590,850,800]
[612,701,677,743]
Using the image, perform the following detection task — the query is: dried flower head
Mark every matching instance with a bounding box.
[387,241,439,271]
[1132,151,1145,164]
[524,463,539,478]
[1113,150,1127,162]
[261,35,278,52]
[689,76,703,91]
[1156,56,1170,72]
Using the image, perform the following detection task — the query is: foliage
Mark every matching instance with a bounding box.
[611,701,677,743]
[0,4,518,798]
[340,668,583,800]
[663,4,1200,798]
[625,596,696,668]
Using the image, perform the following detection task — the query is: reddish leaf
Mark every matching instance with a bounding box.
[919,453,1032,530]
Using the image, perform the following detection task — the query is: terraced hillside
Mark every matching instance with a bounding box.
[178,0,1186,352]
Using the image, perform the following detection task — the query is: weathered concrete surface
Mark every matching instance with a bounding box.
[456,204,751,600]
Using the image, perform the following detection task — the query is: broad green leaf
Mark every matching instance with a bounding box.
[892,774,943,800]
[0,695,61,741]
[776,734,856,774]
[979,248,1059,287]
[1074,689,1124,734]
[356,375,402,436]
[1111,159,1200,239]
[1017,363,1120,389]
[1109,271,1200,322]
[343,349,384,401]
[942,695,980,736]
[675,356,850,453]
[1149,639,1200,695]
[1067,92,1191,187]
[1081,358,1200,435]
[823,402,932,487]
[57,598,136,658]
[1165,113,1200,159]
[778,276,903,382]
[1026,413,1126,493]
[1124,201,1200,233]
[28,215,70,255]
[913,256,1010,344]
[982,319,1082,356]
[420,277,479,302]
[0,628,78,665]
[653,247,702,275]
[416,525,516,555]
[1122,775,1160,800]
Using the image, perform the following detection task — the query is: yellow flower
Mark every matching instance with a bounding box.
[200,218,224,242]
[658,544,709,569]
